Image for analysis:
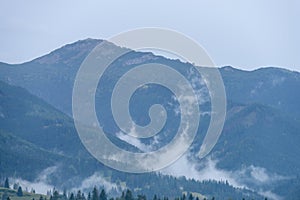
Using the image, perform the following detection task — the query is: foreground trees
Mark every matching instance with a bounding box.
[4,178,9,189]
[0,178,265,200]
[47,189,220,200]
[17,186,23,197]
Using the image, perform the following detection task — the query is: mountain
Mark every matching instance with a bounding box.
[220,66,300,120]
[0,39,102,116]
[216,101,300,175]
[0,80,104,185]
[0,80,86,157]
[1,41,299,122]
[213,102,300,196]
[1,38,300,199]
[0,81,263,199]
[0,129,63,180]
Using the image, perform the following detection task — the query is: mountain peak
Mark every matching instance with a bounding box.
[32,38,103,66]
[60,38,102,49]
[220,66,250,73]
[252,66,300,75]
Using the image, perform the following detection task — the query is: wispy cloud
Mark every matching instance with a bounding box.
[70,172,123,194]
[160,155,288,200]
[11,166,57,194]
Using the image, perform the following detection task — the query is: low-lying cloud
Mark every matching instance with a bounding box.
[70,172,123,194]
[10,166,57,194]
[160,154,288,200]
[9,166,123,196]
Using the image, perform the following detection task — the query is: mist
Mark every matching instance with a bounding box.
[160,154,288,200]
[70,172,123,194]
[10,166,57,194]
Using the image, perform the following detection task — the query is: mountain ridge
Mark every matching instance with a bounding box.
[0,38,300,199]
[0,80,265,199]
[2,38,299,73]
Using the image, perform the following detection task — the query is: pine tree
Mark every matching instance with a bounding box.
[76,190,82,200]
[87,192,91,200]
[137,195,146,200]
[125,190,133,200]
[13,183,19,190]
[69,193,75,200]
[4,178,9,189]
[53,190,59,200]
[121,191,125,200]
[92,187,99,200]
[99,189,107,200]
[17,186,23,197]
[181,194,186,200]
[62,189,67,200]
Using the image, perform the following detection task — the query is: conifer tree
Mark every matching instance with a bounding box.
[92,187,99,200]
[69,193,75,200]
[87,192,91,200]
[53,191,59,200]
[4,178,9,189]
[17,186,23,197]
[99,189,107,200]
[125,190,133,200]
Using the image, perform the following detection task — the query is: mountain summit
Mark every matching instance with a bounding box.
[32,38,102,66]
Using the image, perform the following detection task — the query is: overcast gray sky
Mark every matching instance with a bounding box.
[0,0,299,71]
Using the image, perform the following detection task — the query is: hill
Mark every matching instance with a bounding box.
[0,81,263,199]
[1,39,300,199]
[0,187,46,200]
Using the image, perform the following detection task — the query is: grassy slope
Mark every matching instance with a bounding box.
[0,187,47,200]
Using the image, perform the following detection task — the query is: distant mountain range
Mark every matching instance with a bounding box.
[0,39,299,200]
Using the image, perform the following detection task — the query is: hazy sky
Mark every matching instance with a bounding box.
[0,0,299,71]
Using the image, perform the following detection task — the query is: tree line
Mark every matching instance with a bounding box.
[1,177,267,200]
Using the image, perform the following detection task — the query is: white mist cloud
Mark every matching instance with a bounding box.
[160,155,288,200]
[10,166,57,194]
[70,172,122,194]
[250,166,274,183]
[116,131,151,152]
[36,166,58,183]
[10,178,54,195]
[116,127,161,153]
[235,165,290,186]
[259,190,283,200]
[186,67,210,105]
[10,167,123,196]
[160,154,199,179]
[161,155,241,187]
